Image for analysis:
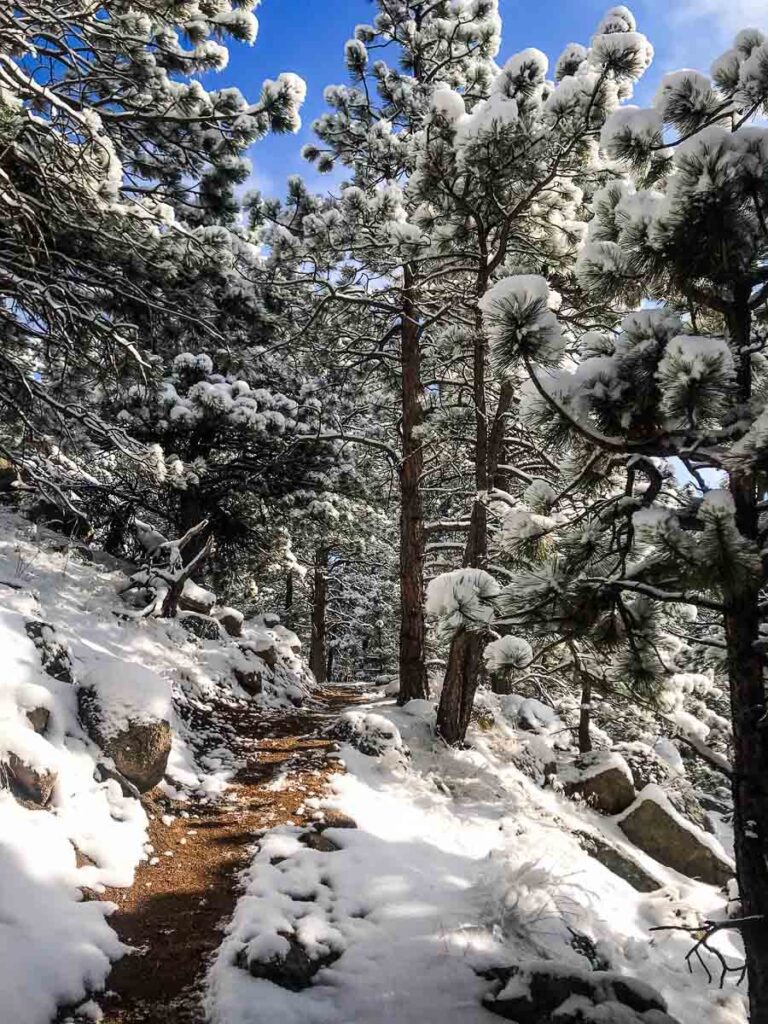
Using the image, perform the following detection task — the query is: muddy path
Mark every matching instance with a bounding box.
[94,685,366,1024]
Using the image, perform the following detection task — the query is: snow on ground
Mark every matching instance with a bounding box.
[0,510,311,1023]
[207,688,746,1024]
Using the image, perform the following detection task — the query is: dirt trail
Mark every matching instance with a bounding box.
[93,685,363,1024]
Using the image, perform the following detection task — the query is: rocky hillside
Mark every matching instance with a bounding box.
[0,509,315,1023]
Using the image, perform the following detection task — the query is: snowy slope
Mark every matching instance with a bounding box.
[0,510,313,1023]
[207,691,745,1024]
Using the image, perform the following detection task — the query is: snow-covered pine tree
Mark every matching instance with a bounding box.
[0,0,305,502]
[295,1,502,705]
[488,30,768,1020]
[411,5,654,742]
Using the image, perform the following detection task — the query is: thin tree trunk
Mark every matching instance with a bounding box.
[285,569,294,613]
[722,301,768,1021]
[326,643,334,684]
[436,358,516,744]
[398,263,429,704]
[578,674,592,754]
[309,547,328,685]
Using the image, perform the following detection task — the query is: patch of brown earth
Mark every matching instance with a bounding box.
[86,686,365,1024]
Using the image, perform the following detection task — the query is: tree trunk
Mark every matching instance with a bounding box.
[326,643,334,684]
[436,628,484,745]
[309,547,328,685]
[578,674,592,754]
[436,355,516,744]
[724,301,768,1023]
[398,263,429,704]
[285,569,294,613]
[178,488,208,565]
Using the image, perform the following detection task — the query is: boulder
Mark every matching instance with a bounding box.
[178,611,224,642]
[574,830,663,892]
[483,961,679,1024]
[239,637,279,668]
[561,751,636,815]
[214,606,244,638]
[26,707,50,735]
[237,932,340,991]
[328,711,408,760]
[4,755,57,806]
[78,688,171,793]
[614,741,673,790]
[232,649,269,695]
[178,579,216,615]
[615,742,712,833]
[618,785,734,886]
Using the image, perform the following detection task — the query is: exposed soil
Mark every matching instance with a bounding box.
[82,685,364,1024]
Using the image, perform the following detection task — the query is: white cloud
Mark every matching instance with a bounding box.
[638,0,765,86]
[675,0,765,37]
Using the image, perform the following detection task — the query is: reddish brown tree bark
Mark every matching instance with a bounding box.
[398,264,429,704]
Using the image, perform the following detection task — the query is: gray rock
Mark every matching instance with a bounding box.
[237,931,340,991]
[4,755,57,806]
[78,688,171,793]
[233,654,266,695]
[574,830,663,892]
[178,579,216,615]
[618,787,733,886]
[178,612,225,641]
[328,711,408,759]
[668,785,713,834]
[26,707,50,735]
[562,751,636,815]
[239,639,279,668]
[483,962,680,1024]
[214,606,244,637]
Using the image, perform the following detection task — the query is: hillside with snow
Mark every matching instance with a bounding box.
[0,511,746,1024]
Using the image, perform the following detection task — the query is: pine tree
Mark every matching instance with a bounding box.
[299,1,502,705]
[0,0,306,500]
[489,29,768,1019]
[411,5,654,741]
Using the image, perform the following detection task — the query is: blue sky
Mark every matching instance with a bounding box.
[222,0,768,198]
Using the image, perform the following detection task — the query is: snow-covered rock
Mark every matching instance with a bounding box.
[573,830,663,893]
[4,753,58,807]
[560,750,636,815]
[329,711,408,761]
[178,579,217,615]
[77,658,172,793]
[214,606,244,638]
[178,611,225,642]
[618,785,734,886]
[483,960,680,1023]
